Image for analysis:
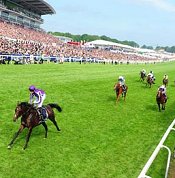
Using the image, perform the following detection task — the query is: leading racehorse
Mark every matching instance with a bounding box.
[114,83,128,102]
[8,102,62,150]
[156,90,167,111]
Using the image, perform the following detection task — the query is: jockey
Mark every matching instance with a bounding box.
[142,69,146,75]
[158,85,167,100]
[147,71,155,83]
[163,74,168,80]
[118,76,126,90]
[29,85,46,121]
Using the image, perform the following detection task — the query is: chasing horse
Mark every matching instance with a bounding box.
[163,74,168,87]
[114,83,128,102]
[140,69,146,82]
[163,78,168,87]
[146,75,154,88]
[8,102,62,150]
[156,86,167,111]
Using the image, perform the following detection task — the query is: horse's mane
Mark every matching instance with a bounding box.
[19,102,32,107]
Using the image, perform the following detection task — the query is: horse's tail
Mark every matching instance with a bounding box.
[48,103,62,112]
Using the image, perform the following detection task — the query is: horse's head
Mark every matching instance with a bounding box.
[163,79,168,85]
[157,90,162,98]
[157,90,165,101]
[114,83,122,92]
[13,102,32,122]
[147,75,154,84]
[147,75,151,81]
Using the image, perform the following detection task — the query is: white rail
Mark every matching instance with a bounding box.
[138,119,175,178]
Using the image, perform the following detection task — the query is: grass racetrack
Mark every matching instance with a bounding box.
[1,62,175,178]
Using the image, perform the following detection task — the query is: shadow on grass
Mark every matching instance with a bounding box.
[169,84,175,88]
[7,125,61,149]
[107,95,127,105]
[145,103,159,111]
[107,95,116,102]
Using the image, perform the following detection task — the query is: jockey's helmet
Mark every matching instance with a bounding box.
[29,85,36,91]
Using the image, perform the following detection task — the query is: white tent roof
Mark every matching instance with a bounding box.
[85,40,134,49]
[135,48,155,53]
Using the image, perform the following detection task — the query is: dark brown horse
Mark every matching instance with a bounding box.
[156,90,167,111]
[140,71,146,82]
[163,78,168,87]
[8,102,62,150]
[114,83,128,102]
[146,75,154,88]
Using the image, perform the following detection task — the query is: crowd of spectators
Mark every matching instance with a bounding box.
[0,20,169,64]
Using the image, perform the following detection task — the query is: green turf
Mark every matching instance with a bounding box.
[0,62,175,178]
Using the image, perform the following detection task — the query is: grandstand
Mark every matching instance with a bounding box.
[0,0,175,64]
[0,0,55,29]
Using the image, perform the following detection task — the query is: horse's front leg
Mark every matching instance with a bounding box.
[162,103,165,110]
[23,128,33,150]
[116,95,120,102]
[8,125,25,149]
[158,103,161,112]
[124,93,126,101]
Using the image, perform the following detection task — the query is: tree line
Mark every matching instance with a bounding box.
[49,32,175,53]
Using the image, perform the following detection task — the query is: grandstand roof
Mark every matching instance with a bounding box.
[85,40,135,50]
[11,0,56,15]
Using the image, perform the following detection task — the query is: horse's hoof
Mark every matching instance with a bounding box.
[7,145,11,149]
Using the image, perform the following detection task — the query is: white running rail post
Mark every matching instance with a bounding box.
[138,119,175,178]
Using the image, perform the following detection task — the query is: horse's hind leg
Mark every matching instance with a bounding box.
[42,122,48,138]
[49,116,61,131]
[8,125,24,149]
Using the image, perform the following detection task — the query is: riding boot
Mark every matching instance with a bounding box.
[38,107,44,122]
[40,114,44,122]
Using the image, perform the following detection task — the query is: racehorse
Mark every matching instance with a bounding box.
[156,90,167,111]
[8,102,62,150]
[140,71,146,82]
[163,78,168,87]
[146,75,154,88]
[114,83,128,102]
